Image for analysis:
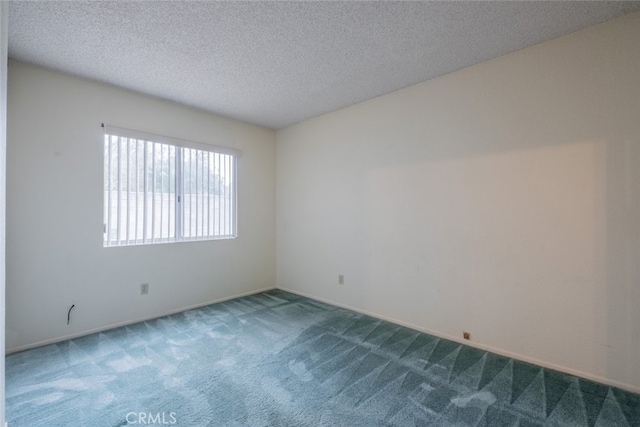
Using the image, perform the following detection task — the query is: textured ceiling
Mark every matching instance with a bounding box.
[8,1,640,129]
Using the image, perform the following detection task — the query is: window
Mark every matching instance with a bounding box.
[103,125,238,247]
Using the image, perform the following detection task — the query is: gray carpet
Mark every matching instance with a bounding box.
[5,290,640,426]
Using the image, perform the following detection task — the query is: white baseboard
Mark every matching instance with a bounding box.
[278,286,640,395]
[8,284,639,394]
[6,287,276,354]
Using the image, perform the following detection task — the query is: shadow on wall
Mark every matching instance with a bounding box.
[601,138,640,386]
[358,137,640,387]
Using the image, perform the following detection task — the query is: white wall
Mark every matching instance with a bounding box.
[6,61,276,351]
[277,13,640,392]
[1,1,8,423]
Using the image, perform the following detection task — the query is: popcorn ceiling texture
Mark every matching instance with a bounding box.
[7,1,640,129]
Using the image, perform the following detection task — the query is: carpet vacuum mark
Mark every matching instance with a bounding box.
[6,290,640,426]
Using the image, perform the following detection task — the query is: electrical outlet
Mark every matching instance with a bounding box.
[338,275,344,285]
[141,283,149,295]
[463,331,470,340]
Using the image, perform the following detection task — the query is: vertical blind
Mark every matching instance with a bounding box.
[103,125,239,247]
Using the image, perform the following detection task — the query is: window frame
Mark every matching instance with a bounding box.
[102,124,240,247]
